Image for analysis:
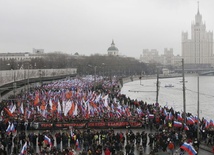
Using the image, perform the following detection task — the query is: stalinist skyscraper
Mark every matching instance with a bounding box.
[182,3,213,64]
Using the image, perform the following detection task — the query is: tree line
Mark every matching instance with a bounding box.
[0,52,161,76]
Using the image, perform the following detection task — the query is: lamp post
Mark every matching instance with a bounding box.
[197,76,200,140]
[23,59,30,92]
[94,66,97,90]
[7,63,16,97]
[27,64,30,92]
[156,67,160,104]
[182,59,186,124]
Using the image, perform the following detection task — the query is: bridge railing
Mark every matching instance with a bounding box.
[0,68,77,87]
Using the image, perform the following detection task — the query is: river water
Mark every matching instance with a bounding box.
[121,76,214,120]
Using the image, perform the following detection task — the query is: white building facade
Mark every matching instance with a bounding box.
[182,6,213,64]
[140,48,182,66]
[140,49,161,64]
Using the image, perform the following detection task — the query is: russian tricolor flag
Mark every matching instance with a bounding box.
[148,114,154,119]
[168,112,174,120]
[163,109,168,116]
[20,142,27,155]
[177,113,183,121]
[6,123,16,133]
[210,120,214,127]
[174,121,182,128]
[194,116,199,123]
[10,123,16,132]
[76,139,81,150]
[6,123,11,133]
[205,119,210,129]
[180,142,197,155]
[187,117,195,125]
[184,124,189,131]
[44,135,52,147]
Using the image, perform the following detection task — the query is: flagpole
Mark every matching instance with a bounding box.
[156,68,159,104]
[94,66,97,90]
[182,59,186,124]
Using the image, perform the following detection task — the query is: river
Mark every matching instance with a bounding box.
[121,76,214,120]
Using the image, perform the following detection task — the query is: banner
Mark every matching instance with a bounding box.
[33,121,143,130]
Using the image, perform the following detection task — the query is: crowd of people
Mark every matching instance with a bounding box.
[0,75,213,154]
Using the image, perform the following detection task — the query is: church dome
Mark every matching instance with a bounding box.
[107,40,119,51]
[108,46,118,51]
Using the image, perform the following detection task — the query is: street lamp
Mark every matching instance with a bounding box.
[7,63,16,97]
[94,66,97,90]
[23,59,31,93]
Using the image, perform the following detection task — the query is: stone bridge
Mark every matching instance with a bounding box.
[0,68,77,99]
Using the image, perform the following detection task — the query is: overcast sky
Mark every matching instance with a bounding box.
[0,0,214,58]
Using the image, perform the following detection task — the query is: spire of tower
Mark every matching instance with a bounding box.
[197,1,200,14]
[111,39,115,46]
[195,1,202,25]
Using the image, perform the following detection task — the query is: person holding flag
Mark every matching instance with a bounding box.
[6,122,16,134]
[10,123,16,132]
[44,135,53,148]
[6,122,11,134]
[20,142,27,155]
[180,142,197,155]
[75,139,81,151]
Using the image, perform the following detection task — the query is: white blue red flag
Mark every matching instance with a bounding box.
[44,135,52,147]
[187,117,195,125]
[173,121,182,128]
[180,142,197,155]
[20,142,27,155]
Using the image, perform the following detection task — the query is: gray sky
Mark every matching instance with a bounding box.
[0,0,214,58]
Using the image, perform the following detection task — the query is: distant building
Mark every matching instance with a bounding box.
[0,48,44,61]
[107,40,119,56]
[140,48,182,66]
[163,48,174,65]
[182,4,213,64]
[33,48,44,54]
[140,49,161,64]
[173,55,182,67]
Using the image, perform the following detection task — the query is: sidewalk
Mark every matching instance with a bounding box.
[200,142,213,153]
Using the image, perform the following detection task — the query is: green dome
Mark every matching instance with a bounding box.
[107,40,119,51]
[108,46,118,51]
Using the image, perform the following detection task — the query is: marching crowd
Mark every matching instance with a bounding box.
[0,76,213,154]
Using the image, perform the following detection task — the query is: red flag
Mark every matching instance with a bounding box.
[40,100,46,111]
[34,93,40,106]
[90,101,97,109]
[4,107,13,117]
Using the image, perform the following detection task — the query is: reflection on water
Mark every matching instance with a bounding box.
[121,76,214,120]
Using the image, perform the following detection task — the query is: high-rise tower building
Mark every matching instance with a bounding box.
[182,3,213,64]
